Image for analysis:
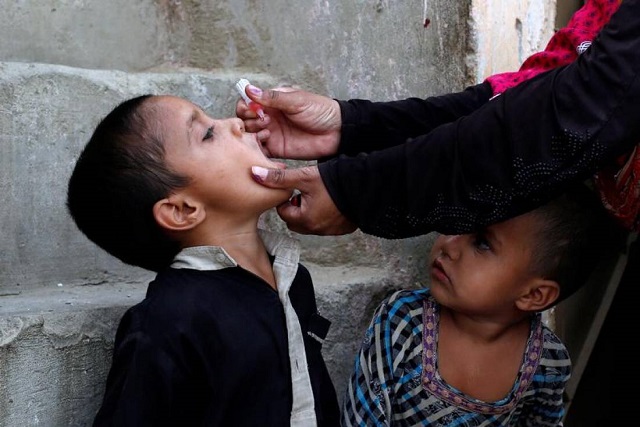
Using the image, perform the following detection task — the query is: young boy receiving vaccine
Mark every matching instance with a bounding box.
[342,185,618,426]
[66,95,339,426]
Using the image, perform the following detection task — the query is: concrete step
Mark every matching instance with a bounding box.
[0,263,407,426]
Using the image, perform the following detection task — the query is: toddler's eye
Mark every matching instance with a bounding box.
[203,126,214,141]
[472,233,491,252]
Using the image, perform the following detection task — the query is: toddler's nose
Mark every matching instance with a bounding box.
[437,234,463,260]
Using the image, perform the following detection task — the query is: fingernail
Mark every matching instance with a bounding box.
[251,166,268,182]
[247,84,263,97]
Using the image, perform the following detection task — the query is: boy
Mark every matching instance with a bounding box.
[342,185,620,426]
[66,95,339,426]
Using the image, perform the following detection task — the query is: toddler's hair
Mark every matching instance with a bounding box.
[528,182,626,304]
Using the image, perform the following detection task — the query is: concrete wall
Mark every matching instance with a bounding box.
[0,0,556,425]
[471,0,556,82]
[0,0,473,99]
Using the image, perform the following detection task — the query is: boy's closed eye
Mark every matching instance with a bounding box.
[203,126,214,141]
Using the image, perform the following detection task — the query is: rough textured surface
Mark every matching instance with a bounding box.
[472,0,556,81]
[0,0,181,72]
[0,266,412,425]
[0,0,473,99]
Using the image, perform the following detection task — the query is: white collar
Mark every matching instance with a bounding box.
[170,229,316,426]
[170,229,299,271]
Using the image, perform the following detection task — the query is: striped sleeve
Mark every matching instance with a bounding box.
[342,290,427,426]
[518,328,571,426]
[342,295,396,426]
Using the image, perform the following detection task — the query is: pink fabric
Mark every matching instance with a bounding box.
[486,0,638,232]
[486,0,621,95]
[594,148,640,231]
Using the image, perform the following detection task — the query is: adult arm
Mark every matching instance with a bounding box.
[336,82,492,156]
[320,0,640,238]
[238,81,492,161]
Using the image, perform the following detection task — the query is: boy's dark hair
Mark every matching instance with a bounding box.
[67,95,190,272]
[528,182,627,305]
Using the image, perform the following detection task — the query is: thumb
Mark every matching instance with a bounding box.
[245,85,301,114]
[251,165,304,190]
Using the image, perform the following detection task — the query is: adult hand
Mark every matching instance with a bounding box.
[251,165,357,236]
[236,85,342,160]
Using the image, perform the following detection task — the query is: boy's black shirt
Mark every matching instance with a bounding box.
[93,265,339,426]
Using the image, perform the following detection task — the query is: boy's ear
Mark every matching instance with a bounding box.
[153,194,205,232]
[515,279,560,312]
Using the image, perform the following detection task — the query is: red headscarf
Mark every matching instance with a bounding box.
[486,0,638,231]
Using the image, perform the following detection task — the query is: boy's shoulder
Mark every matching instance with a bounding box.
[128,268,249,325]
[117,266,278,342]
[147,266,232,299]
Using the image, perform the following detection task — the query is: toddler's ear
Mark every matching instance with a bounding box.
[515,279,560,312]
[153,194,204,231]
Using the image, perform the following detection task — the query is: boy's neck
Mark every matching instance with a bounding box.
[183,220,278,289]
[219,231,277,289]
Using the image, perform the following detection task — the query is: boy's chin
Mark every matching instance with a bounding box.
[253,185,293,205]
[270,189,297,208]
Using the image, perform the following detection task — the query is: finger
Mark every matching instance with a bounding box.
[277,198,358,236]
[243,115,270,133]
[235,98,255,119]
[251,165,309,190]
[245,84,305,114]
[256,128,271,143]
[236,96,272,126]
[289,189,301,206]
[276,201,305,232]
[273,161,288,170]
[256,133,274,158]
[276,193,319,235]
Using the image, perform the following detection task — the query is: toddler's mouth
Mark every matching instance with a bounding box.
[431,258,450,284]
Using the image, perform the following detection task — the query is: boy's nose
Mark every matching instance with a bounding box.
[232,118,245,135]
[220,118,245,136]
